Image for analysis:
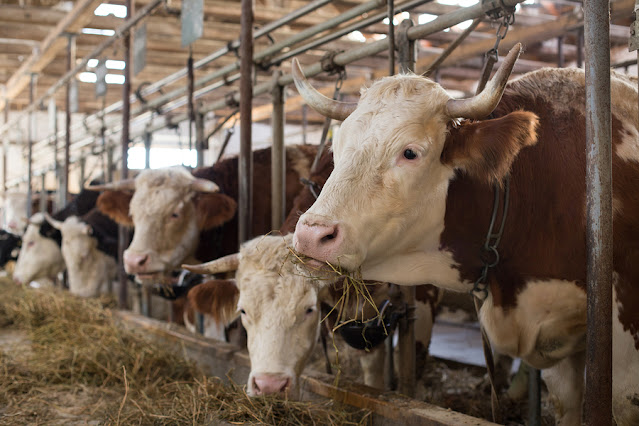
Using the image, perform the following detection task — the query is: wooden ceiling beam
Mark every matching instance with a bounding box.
[1,0,103,112]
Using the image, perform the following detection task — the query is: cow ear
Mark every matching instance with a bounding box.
[97,191,133,227]
[187,279,239,324]
[194,193,237,230]
[441,111,539,186]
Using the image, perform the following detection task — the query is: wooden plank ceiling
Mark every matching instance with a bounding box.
[0,0,635,130]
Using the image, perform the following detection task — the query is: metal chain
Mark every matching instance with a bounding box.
[476,10,515,94]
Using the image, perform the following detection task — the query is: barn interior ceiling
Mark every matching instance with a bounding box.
[0,0,635,176]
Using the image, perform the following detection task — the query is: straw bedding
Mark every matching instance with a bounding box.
[0,278,369,425]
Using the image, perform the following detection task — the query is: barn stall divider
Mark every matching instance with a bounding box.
[0,0,622,423]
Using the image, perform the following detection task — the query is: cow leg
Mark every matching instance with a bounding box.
[359,344,386,389]
[541,351,585,426]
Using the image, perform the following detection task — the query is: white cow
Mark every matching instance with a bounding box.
[13,213,64,286]
[184,234,438,397]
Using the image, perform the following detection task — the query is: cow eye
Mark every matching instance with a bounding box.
[170,212,179,219]
[240,309,246,315]
[403,148,418,160]
[305,307,315,315]
[27,241,34,248]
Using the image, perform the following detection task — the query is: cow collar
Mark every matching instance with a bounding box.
[471,175,511,300]
[334,300,402,351]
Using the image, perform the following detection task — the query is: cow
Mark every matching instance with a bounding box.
[184,234,439,397]
[291,43,639,425]
[43,208,119,298]
[89,145,318,285]
[13,187,99,286]
[0,230,21,270]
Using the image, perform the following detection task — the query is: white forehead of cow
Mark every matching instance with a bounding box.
[29,212,46,225]
[135,166,197,192]
[61,216,91,236]
[236,235,318,315]
[358,74,450,111]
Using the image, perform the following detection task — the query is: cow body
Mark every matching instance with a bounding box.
[13,188,99,285]
[293,62,639,425]
[96,145,318,284]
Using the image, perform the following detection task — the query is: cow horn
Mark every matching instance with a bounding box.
[445,43,522,120]
[85,178,136,192]
[291,58,357,121]
[191,178,219,193]
[43,213,63,230]
[182,253,240,275]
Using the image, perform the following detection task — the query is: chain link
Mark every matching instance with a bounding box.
[487,11,516,62]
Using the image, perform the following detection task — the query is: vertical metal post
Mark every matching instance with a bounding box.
[584,0,612,424]
[40,174,46,213]
[2,92,8,195]
[141,286,151,317]
[63,34,75,207]
[118,0,133,310]
[50,99,59,212]
[143,131,152,169]
[195,112,205,168]
[27,73,36,219]
[387,0,395,75]
[528,367,541,425]
[271,73,285,230]
[396,18,416,398]
[577,28,584,69]
[557,36,564,68]
[239,0,254,243]
[79,155,86,189]
[106,145,114,182]
[187,47,195,154]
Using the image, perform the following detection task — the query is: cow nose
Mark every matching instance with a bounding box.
[294,219,342,262]
[123,251,149,273]
[252,374,291,396]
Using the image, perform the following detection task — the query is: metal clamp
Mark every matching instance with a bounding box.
[320,50,345,75]
[224,92,239,108]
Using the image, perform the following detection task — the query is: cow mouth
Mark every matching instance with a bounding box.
[135,272,177,285]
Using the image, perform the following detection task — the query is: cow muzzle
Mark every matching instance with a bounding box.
[293,216,343,265]
[250,373,293,396]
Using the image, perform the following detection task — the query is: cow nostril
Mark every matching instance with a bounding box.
[252,377,261,394]
[320,227,338,244]
[137,255,148,266]
[279,378,291,393]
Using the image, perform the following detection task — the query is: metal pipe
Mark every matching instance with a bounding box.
[49,98,59,211]
[118,0,133,310]
[0,0,164,137]
[136,0,386,116]
[422,18,481,76]
[2,91,7,195]
[239,0,254,244]
[134,0,332,102]
[396,18,416,398]
[79,155,86,189]
[187,47,194,153]
[584,0,612,424]
[557,35,564,68]
[63,34,75,207]
[144,131,151,169]
[40,174,46,213]
[195,112,205,168]
[577,27,584,68]
[271,74,285,230]
[27,74,36,218]
[528,367,541,426]
[388,0,395,75]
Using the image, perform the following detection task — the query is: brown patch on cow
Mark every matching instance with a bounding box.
[281,149,334,234]
[187,279,239,325]
[96,191,133,227]
[442,111,539,186]
[194,193,237,230]
[172,297,188,325]
[442,82,590,310]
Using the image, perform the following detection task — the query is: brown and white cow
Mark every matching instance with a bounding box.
[90,145,318,285]
[291,44,639,425]
[183,234,438,397]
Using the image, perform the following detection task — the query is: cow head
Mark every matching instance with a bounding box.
[13,213,65,285]
[293,44,539,285]
[44,214,116,298]
[2,192,29,236]
[184,234,321,398]
[88,167,236,284]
